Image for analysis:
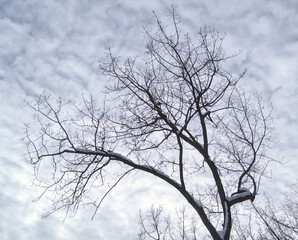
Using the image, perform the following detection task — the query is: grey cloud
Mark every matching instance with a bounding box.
[0,0,297,239]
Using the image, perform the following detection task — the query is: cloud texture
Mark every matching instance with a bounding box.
[0,0,297,239]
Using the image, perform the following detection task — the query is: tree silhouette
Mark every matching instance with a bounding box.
[232,182,298,240]
[26,7,273,240]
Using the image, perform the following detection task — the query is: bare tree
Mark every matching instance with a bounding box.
[135,206,199,240]
[231,182,298,240]
[25,7,273,240]
[136,185,298,240]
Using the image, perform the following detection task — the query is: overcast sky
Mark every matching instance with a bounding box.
[0,0,297,239]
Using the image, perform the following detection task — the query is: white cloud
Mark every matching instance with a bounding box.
[0,0,297,239]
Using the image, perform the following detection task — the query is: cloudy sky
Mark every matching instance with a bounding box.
[0,0,297,239]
